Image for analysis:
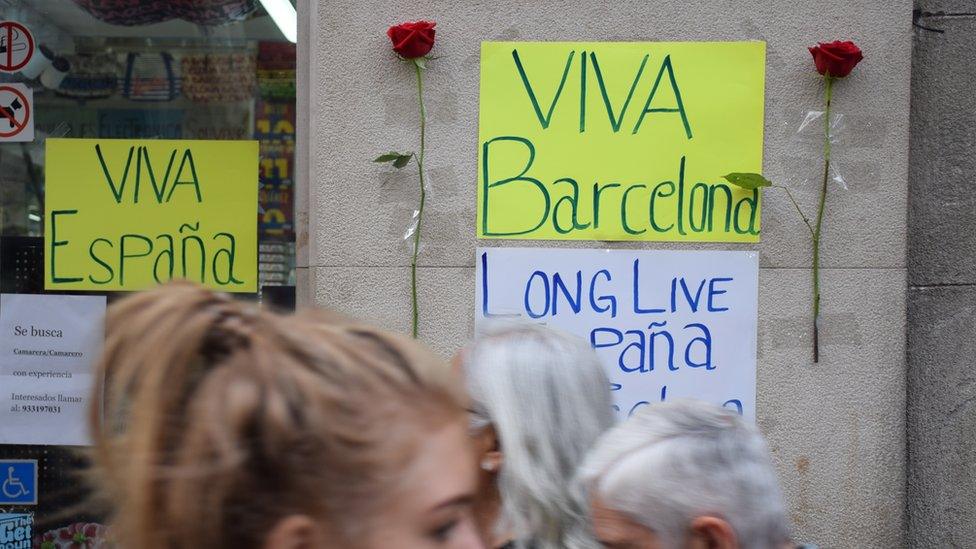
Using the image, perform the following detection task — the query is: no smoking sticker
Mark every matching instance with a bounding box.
[0,21,34,73]
[0,83,33,142]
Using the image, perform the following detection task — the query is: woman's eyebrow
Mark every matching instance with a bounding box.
[431,494,475,511]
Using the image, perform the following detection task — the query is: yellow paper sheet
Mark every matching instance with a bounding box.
[477,41,766,242]
[44,138,258,292]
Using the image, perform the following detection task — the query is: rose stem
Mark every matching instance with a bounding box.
[411,59,427,339]
[812,75,833,363]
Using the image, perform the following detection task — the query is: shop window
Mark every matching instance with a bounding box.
[0,0,297,538]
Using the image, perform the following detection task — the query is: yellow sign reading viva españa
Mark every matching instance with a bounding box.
[45,138,258,292]
[478,41,766,242]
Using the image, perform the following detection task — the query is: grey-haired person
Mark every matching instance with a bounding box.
[460,323,616,549]
[579,400,804,549]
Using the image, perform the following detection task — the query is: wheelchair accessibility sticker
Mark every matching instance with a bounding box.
[0,460,36,505]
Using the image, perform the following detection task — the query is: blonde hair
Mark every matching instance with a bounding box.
[89,282,465,549]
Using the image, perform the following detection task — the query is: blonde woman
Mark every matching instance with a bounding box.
[89,282,486,549]
[460,323,615,549]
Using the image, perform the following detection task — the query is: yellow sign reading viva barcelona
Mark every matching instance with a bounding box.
[45,138,258,292]
[478,41,766,242]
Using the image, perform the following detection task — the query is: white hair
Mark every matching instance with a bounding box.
[579,400,790,549]
[463,322,615,549]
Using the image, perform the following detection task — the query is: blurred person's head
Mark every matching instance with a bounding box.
[461,322,615,549]
[89,282,485,549]
[579,400,790,549]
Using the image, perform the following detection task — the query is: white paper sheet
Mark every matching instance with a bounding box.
[0,294,106,445]
[475,248,758,419]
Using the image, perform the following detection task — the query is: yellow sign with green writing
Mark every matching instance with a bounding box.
[45,138,258,292]
[478,41,766,242]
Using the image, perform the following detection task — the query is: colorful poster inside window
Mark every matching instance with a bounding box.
[0,514,32,548]
[478,41,766,242]
[44,138,258,292]
[476,248,758,418]
[255,99,295,241]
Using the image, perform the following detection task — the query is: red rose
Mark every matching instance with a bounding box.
[808,41,863,78]
[387,21,436,59]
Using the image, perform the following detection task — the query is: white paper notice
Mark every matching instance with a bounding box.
[0,294,106,445]
[475,248,759,419]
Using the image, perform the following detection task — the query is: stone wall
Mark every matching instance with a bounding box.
[907,2,976,547]
[297,1,912,545]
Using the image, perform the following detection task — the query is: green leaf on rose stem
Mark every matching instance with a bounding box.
[374,152,401,163]
[722,172,773,190]
[414,57,428,70]
[393,154,413,169]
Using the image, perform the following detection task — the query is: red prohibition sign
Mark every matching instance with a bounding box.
[0,85,30,138]
[0,21,34,72]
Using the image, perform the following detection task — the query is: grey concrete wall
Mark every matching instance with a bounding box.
[300,1,913,546]
[908,3,976,548]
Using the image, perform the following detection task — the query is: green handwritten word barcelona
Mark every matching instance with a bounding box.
[477,42,765,242]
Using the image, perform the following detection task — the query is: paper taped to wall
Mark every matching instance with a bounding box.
[477,41,766,242]
[475,247,759,418]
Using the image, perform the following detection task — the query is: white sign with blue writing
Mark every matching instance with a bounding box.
[0,460,36,505]
[476,248,759,418]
